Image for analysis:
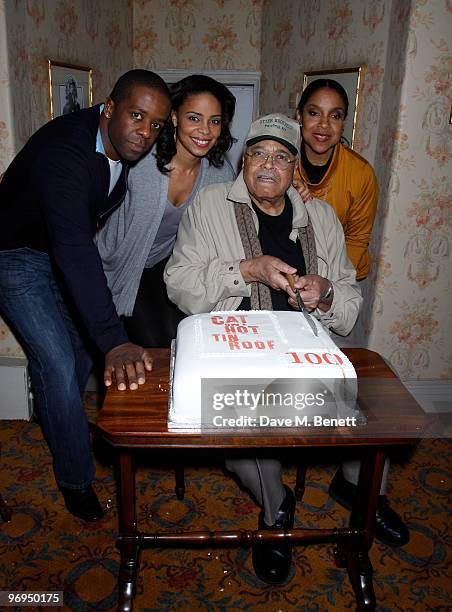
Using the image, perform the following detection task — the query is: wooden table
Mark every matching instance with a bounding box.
[98,348,430,612]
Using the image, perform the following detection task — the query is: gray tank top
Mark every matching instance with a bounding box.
[145,199,189,268]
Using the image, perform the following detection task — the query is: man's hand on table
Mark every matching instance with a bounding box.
[104,342,153,391]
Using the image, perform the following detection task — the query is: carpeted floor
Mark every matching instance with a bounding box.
[0,391,450,611]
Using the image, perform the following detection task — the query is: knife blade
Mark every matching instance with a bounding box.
[285,274,318,336]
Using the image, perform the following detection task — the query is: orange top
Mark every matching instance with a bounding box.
[294,143,378,280]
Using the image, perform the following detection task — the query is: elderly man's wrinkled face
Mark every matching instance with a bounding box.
[243,140,296,206]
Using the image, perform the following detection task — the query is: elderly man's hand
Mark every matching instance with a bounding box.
[104,342,153,391]
[289,274,333,312]
[240,256,297,293]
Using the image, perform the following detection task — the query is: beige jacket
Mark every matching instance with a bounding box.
[165,172,362,336]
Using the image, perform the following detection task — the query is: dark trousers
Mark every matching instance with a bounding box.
[122,257,186,349]
[0,248,95,489]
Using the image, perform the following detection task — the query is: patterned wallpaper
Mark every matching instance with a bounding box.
[0,1,16,173]
[1,0,451,379]
[260,0,391,165]
[132,0,263,71]
[4,0,133,150]
[368,0,452,379]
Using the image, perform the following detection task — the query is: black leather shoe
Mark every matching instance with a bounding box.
[329,469,410,547]
[252,485,295,584]
[60,485,104,522]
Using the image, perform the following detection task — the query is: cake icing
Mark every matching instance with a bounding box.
[169,310,358,429]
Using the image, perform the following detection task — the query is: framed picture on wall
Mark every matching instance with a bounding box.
[48,60,93,119]
[302,67,363,149]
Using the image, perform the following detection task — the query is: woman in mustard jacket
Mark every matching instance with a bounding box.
[293,78,378,281]
[294,80,409,547]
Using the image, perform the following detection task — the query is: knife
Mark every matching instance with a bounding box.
[285,274,318,337]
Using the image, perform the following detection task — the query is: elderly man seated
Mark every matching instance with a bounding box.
[164,114,389,584]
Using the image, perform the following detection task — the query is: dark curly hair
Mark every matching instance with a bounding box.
[156,74,236,174]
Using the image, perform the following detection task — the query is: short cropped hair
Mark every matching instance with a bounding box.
[109,69,170,104]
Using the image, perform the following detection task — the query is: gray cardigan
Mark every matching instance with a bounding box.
[96,152,235,316]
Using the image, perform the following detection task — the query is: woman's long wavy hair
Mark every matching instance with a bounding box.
[156,74,236,174]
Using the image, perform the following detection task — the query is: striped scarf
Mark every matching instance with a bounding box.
[234,200,318,310]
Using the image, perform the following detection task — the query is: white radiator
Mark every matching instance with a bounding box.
[0,357,33,420]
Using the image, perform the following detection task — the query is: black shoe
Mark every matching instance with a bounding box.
[60,485,104,522]
[252,485,295,584]
[329,469,410,547]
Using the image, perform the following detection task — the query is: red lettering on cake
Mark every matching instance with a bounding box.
[226,315,239,324]
[239,316,247,324]
[225,324,260,335]
[286,351,341,365]
[211,316,224,325]
[305,353,322,364]
[322,352,343,365]
[226,339,276,351]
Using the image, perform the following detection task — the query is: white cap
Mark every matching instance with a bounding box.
[246,113,300,155]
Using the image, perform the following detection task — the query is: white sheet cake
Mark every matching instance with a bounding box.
[168,311,358,429]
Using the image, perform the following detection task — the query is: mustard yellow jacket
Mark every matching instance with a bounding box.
[294,143,378,280]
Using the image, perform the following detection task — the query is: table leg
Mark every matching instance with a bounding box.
[335,448,385,611]
[174,461,185,500]
[295,463,307,501]
[116,451,139,612]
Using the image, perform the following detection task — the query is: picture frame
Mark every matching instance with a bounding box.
[48,60,93,119]
[302,67,363,149]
